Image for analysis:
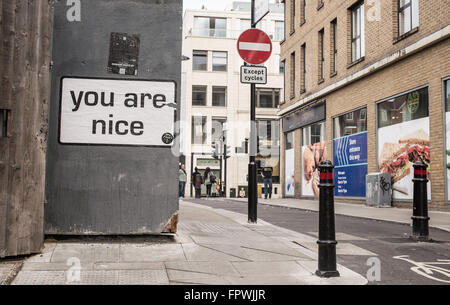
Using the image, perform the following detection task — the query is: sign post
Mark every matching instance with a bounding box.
[237,0,272,224]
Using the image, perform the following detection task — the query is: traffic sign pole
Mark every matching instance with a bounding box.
[248,0,258,224]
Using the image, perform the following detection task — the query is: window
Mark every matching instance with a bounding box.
[212,51,227,72]
[192,86,207,106]
[377,87,429,129]
[300,0,306,24]
[256,120,280,183]
[290,0,295,33]
[193,17,226,37]
[240,19,251,33]
[193,50,207,71]
[303,122,326,145]
[286,132,294,150]
[445,80,450,112]
[317,0,324,10]
[301,44,306,92]
[192,116,207,144]
[275,21,285,41]
[351,2,365,63]
[280,60,285,74]
[334,108,367,138]
[0,110,8,138]
[331,19,338,74]
[398,0,419,36]
[290,52,296,98]
[212,117,227,143]
[257,88,280,108]
[318,29,325,81]
[212,87,226,107]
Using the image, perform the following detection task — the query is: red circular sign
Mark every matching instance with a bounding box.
[237,29,273,65]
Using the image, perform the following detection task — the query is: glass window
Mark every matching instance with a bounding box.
[240,19,251,33]
[445,80,450,112]
[191,116,207,144]
[331,19,337,73]
[334,108,367,138]
[303,122,326,145]
[351,3,365,62]
[212,87,226,107]
[193,50,207,71]
[290,52,295,98]
[256,88,280,108]
[275,21,285,41]
[319,29,324,80]
[377,87,429,129]
[212,51,227,72]
[193,17,226,37]
[192,86,207,106]
[257,120,280,183]
[285,132,294,150]
[301,44,306,92]
[280,60,285,74]
[399,0,419,36]
[212,117,226,143]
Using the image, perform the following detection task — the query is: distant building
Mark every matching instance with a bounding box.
[280,0,450,207]
[181,1,285,198]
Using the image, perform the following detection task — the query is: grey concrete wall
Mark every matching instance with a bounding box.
[45,0,181,234]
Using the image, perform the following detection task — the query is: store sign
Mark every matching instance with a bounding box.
[333,132,368,197]
[59,77,176,147]
[282,102,325,133]
[197,159,220,167]
[406,91,420,114]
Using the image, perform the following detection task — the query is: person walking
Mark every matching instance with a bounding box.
[261,166,273,199]
[192,167,203,199]
[204,167,213,198]
[179,164,187,198]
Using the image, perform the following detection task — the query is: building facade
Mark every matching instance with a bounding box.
[181,2,285,198]
[280,0,450,207]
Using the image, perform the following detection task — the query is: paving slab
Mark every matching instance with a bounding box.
[51,243,119,263]
[165,261,240,277]
[231,261,310,277]
[120,244,186,262]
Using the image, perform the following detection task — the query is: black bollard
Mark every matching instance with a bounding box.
[316,161,340,278]
[411,161,430,242]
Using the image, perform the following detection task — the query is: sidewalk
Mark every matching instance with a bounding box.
[231,198,450,232]
[9,201,367,285]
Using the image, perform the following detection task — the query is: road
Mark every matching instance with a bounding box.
[185,198,450,285]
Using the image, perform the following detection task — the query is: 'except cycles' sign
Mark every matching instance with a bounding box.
[240,66,267,84]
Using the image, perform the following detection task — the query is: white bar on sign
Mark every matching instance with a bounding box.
[239,42,270,52]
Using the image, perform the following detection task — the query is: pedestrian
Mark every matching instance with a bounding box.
[239,187,246,198]
[203,167,214,198]
[261,166,273,199]
[192,167,203,199]
[179,164,187,198]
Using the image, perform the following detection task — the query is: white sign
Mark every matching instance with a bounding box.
[254,0,269,26]
[60,77,176,146]
[240,66,267,84]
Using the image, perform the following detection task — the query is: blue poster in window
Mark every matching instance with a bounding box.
[333,132,368,197]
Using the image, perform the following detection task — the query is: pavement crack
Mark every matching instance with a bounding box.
[197,244,252,262]
[240,245,306,259]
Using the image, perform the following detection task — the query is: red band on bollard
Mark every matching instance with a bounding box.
[320,173,333,180]
[415,170,427,176]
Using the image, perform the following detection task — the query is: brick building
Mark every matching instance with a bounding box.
[279,0,450,207]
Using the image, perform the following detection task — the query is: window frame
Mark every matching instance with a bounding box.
[212,86,227,107]
[212,51,227,72]
[192,50,208,71]
[350,2,365,63]
[192,85,207,106]
[398,0,419,37]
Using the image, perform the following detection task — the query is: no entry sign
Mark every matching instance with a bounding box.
[237,29,272,65]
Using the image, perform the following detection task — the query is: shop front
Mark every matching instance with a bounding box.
[377,86,431,201]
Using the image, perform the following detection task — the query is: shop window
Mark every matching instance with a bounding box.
[212,87,227,107]
[334,108,367,138]
[212,51,227,72]
[285,132,294,150]
[192,86,207,106]
[377,87,429,129]
[193,50,207,71]
[257,120,280,184]
[303,122,326,146]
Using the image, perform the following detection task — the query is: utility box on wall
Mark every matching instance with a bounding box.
[45,0,181,234]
